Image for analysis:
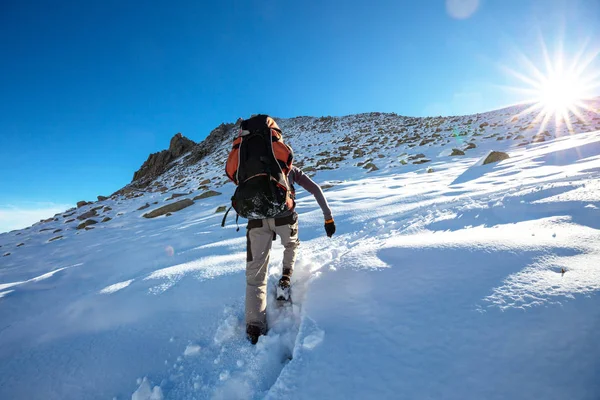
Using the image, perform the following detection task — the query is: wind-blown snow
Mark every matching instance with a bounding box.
[1,103,599,399]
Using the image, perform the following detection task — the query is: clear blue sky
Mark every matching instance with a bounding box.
[1,0,599,232]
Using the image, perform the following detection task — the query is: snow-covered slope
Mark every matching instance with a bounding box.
[1,101,600,399]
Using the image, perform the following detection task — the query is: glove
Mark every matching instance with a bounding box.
[324,218,336,238]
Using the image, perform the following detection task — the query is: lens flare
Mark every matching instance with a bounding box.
[165,245,175,257]
[499,34,600,135]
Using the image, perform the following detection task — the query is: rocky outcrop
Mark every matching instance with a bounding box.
[451,149,465,156]
[77,201,89,208]
[132,133,196,187]
[483,151,510,165]
[97,195,108,201]
[143,199,194,218]
[187,123,235,165]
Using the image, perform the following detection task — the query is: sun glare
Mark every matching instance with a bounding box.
[500,35,600,135]
[538,74,584,113]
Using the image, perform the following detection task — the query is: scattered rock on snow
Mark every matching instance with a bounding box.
[97,195,108,201]
[64,219,75,224]
[413,159,431,164]
[3,252,10,257]
[49,236,63,242]
[166,193,187,201]
[193,190,221,201]
[143,199,194,218]
[450,149,465,156]
[362,162,379,172]
[102,217,112,223]
[464,142,477,150]
[77,209,98,221]
[215,206,227,213]
[16,243,24,247]
[137,203,151,211]
[483,151,510,165]
[77,219,98,230]
[76,201,89,208]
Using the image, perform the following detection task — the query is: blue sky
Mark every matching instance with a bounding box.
[1,0,599,232]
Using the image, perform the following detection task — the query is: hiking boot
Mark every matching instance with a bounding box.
[246,324,266,345]
[278,274,291,289]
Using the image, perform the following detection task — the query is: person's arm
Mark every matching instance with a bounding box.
[292,168,336,237]
[293,168,332,220]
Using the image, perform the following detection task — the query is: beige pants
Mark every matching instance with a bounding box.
[245,214,299,331]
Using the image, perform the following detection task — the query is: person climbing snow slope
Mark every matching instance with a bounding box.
[224,114,336,344]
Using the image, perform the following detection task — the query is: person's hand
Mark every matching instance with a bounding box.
[324,219,336,238]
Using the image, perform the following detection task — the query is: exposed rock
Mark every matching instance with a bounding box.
[132,133,196,186]
[166,212,172,217]
[49,236,63,242]
[39,228,53,232]
[408,153,426,161]
[215,206,227,213]
[532,136,545,143]
[427,167,434,173]
[97,195,108,201]
[451,149,465,156]
[363,162,379,172]
[137,203,150,211]
[187,123,235,165]
[77,219,98,230]
[40,217,54,224]
[3,253,10,257]
[16,243,24,247]
[77,209,98,221]
[65,219,75,224]
[465,142,477,150]
[77,201,89,208]
[193,190,222,201]
[413,159,431,164]
[85,226,95,231]
[53,229,62,233]
[143,199,194,218]
[199,179,211,185]
[102,217,112,223]
[320,184,334,190]
[483,151,510,165]
[103,206,112,212]
[167,193,187,201]
[63,211,76,218]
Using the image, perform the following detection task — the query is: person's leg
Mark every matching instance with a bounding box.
[245,219,273,338]
[273,213,300,280]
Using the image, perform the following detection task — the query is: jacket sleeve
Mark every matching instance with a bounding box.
[292,167,333,221]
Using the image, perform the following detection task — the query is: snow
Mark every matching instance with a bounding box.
[1,103,599,399]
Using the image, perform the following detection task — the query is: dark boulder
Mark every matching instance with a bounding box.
[483,151,510,165]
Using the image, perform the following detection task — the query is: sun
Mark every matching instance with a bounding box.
[538,73,585,114]
[500,35,600,135]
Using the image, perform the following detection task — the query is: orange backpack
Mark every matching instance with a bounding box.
[224,115,295,221]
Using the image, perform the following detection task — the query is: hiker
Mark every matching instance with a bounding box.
[224,115,335,344]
